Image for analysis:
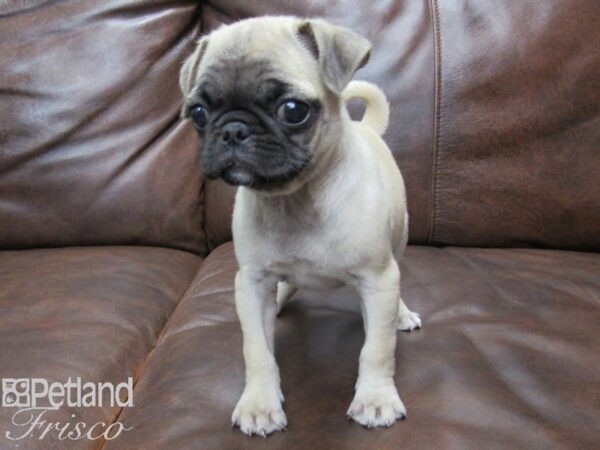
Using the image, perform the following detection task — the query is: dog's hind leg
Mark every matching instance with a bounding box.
[397,296,421,331]
[276,281,297,315]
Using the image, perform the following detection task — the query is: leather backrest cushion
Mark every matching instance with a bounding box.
[0,0,206,254]
[2,0,598,253]
[202,0,600,251]
[432,0,600,250]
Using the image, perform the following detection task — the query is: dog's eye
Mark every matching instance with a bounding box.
[190,105,208,130]
[277,100,310,125]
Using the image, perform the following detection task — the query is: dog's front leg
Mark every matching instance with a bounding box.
[348,260,406,428]
[231,268,286,437]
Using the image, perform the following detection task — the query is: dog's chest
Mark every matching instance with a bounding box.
[235,186,371,289]
[259,226,356,289]
[269,257,347,289]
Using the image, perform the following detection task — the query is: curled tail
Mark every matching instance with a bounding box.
[341,80,390,136]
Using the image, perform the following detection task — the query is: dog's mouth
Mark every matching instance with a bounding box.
[217,161,309,190]
[204,149,310,190]
[220,164,256,187]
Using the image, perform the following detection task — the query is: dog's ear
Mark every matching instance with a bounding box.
[179,37,209,118]
[296,19,371,95]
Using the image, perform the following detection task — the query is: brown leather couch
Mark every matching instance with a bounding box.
[1,1,599,449]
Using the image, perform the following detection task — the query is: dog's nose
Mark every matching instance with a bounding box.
[220,121,250,144]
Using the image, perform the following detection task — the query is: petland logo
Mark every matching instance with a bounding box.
[1,377,133,442]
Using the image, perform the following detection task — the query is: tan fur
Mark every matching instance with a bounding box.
[180,16,421,437]
[342,81,390,136]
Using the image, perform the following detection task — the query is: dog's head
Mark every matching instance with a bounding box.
[179,16,371,193]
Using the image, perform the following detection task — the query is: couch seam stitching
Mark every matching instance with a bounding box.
[428,0,442,245]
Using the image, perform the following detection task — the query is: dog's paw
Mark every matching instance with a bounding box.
[347,380,406,428]
[232,385,287,437]
[397,310,421,331]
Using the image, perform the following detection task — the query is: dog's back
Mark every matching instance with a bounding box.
[343,81,409,256]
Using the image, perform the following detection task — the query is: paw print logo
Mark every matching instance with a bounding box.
[2,379,30,408]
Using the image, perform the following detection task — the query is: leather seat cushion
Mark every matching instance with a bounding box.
[108,242,600,449]
[0,246,201,447]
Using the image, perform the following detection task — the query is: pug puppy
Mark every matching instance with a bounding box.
[179,16,421,437]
